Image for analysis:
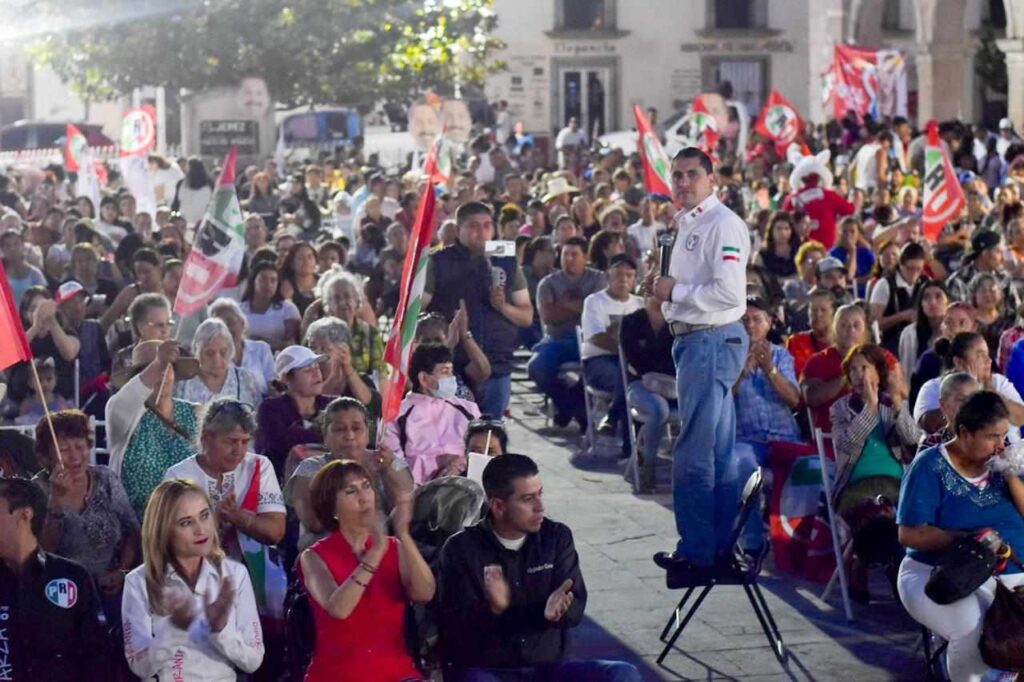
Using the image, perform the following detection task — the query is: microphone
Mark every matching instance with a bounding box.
[658,232,674,277]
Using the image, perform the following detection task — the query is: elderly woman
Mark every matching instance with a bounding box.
[830,343,921,601]
[256,345,337,480]
[898,391,1024,682]
[301,268,385,378]
[286,397,413,552]
[106,339,201,518]
[299,460,433,681]
[380,343,481,484]
[163,398,286,557]
[34,409,140,626]
[209,297,275,394]
[918,372,981,451]
[109,292,175,377]
[174,318,263,406]
[304,317,376,405]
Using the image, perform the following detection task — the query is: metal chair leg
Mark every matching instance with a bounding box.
[658,587,696,642]
[746,582,786,663]
[656,584,714,665]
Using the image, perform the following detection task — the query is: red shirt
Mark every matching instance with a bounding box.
[786,331,829,379]
[301,532,420,681]
[803,346,898,431]
[783,186,855,249]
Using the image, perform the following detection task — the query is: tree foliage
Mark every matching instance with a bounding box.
[26,0,505,108]
[974,20,1007,95]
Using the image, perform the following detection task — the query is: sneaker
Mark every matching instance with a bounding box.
[597,416,616,435]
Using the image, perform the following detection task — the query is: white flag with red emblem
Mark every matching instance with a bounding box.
[754,90,804,155]
[173,147,246,316]
[633,105,672,197]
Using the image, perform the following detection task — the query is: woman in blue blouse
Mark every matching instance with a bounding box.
[897,390,1024,682]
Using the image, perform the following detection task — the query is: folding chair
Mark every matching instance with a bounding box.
[921,626,949,681]
[656,469,786,666]
[576,326,613,454]
[813,428,855,622]
[619,343,643,492]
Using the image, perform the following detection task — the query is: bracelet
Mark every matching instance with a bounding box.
[352,576,369,588]
[359,561,377,574]
[243,512,255,532]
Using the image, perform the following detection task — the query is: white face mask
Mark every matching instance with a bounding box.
[432,375,458,400]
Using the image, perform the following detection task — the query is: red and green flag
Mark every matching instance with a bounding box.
[173,146,246,316]
[922,120,965,243]
[692,95,720,162]
[64,124,87,173]
[380,182,438,422]
[754,90,804,155]
[423,128,453,185]
[632,105,672,197]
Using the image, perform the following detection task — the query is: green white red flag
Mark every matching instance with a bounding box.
[754,90,804,155]
[632,105,672,197]
[64,124,87,173]
[423,129,453,184]
[922,120,965,243]
[692,95,720,162]
[66,124,102,211]
[380,182,438,422]
[173,146,246,316]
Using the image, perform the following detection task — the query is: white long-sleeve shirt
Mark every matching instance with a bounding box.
[663,193,749,326]
[122,557,264,681]
[105,373,152,476]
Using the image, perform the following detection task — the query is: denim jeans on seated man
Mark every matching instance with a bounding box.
[583,354,628,448]
[625,380,673,485]
[527,336,583,421]
[477,372,512,419]
[671,321,749,566]
[731,440,769,553]
[459,659,643,682]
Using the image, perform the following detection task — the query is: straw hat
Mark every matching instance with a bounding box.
[541,176,581,203]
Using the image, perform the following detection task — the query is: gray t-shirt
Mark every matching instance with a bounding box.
[536,268,607,339]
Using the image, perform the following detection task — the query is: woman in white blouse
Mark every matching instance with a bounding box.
[122,479,264,681]
[208,297,275,395]
[175,318,263,407]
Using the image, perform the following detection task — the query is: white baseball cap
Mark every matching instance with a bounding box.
[1000,117,1013,130]
[274,345,327,378]
[55,280,87,304]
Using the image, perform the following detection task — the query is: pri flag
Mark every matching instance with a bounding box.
[0,260,33,370]
[922,121,965,243]
[692,95,720,162]
[173,147,246,316]
[754,90,804,154]
[423,129,453,185]
[632,105,672,197]
[380,182,438,422]
[66,124,102,212]
[64,124,87,173]
[825,45,907,121]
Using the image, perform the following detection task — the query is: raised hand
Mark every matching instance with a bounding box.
[164,588,197,631]
[544,578,575,622]
[204,576,235,633]
[484,564,511,615]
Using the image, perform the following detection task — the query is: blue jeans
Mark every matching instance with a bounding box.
[477,372,512,419]
[460,659,643,682]
[584,354,628,448]
[626,381,673,482]
[671,321,749,565]
[527,336,583,419]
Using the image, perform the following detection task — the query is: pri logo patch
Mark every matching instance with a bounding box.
[685,234,700,251]
[45,578,78,609]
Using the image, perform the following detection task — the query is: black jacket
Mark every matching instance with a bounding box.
[437,516,586,672]
[0,549,110,681]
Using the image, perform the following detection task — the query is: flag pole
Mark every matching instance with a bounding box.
[29,360,64,469]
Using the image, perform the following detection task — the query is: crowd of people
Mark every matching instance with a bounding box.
[1,97,1024,680]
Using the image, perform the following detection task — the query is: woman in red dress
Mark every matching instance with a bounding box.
[299,459,434,681]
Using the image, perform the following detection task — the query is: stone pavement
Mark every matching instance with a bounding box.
[504,372,927,682]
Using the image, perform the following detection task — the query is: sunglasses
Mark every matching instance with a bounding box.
[205,400,255,422]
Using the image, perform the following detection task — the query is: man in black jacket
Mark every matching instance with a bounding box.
[437,454,641,682]
[0,477,110,681]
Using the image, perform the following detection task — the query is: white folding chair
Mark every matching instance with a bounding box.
[813,427,855,622]
[619,343,644,492]
[576,326,613,455]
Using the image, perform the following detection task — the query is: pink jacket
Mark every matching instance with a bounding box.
[380,392,481,484]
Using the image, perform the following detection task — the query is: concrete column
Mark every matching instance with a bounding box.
[998,38,1024,130]
[914,42,966,123]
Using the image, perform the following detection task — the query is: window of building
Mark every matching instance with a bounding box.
[709,0,767,31]
[703,58,767,115]
[558,0,610,30]
[881,0,913,32]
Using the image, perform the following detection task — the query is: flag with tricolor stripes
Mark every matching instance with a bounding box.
[722,245,742,263]
[0,260,33,371]
[380,182,439,421]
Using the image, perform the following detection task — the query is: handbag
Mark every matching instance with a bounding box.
[924,536,998,605]
[980,577,1024,671]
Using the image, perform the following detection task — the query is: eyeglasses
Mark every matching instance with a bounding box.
[204,400,255,423]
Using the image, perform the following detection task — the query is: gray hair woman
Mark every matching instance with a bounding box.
[209,297,275,393]
[175,318,264,406]
[300,267,385,378]
[162,397,286,557]
[304,315,377,412]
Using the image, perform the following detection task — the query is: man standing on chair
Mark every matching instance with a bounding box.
[647,147,750,572]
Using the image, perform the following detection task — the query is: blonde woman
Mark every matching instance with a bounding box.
[122,479,264,681]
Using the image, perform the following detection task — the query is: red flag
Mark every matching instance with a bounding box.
[754,90,804,154]
[692,95,720,162]
[423,127,452,185]
[922,121,965,243]
[65,124,87,173]
[0,260,33,370]
[380,183,439,421]
[632,105,672,197]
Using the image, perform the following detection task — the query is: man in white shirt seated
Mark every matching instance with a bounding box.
[580,254,644,453]
[627,197,667,257]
